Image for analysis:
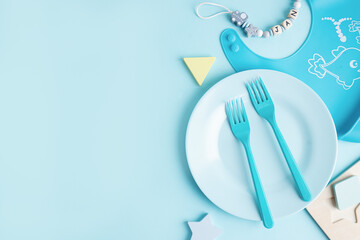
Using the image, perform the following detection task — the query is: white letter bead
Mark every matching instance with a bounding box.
[281,19,293,30]
[288,9,298,19]
[271,25,283,36]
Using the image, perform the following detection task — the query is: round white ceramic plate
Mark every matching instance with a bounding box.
[186,69,337,220]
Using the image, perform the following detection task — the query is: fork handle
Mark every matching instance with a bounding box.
[243,141,274,229]
[267,119,312,202]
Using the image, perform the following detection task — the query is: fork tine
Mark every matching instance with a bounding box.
[255,77,266,101]
[250,81,262,103]
[240,98,249,122]
[225,101,235,125]
[235,98,244,122]
[231,99,240,123]
[246,83,258,105]
[258,77,271,100]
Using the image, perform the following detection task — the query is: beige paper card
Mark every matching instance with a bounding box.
[306,160,360,240]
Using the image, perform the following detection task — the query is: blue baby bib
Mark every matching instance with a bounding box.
[220,0,360,142]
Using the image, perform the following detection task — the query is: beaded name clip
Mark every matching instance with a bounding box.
[195,1,301,38]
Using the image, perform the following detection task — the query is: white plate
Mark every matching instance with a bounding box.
[186,69,337,220]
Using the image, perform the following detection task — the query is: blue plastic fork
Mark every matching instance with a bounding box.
[225,98,274,229]
[246,77,312,202]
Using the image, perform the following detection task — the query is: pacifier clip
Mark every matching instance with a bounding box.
[196,1,301,38]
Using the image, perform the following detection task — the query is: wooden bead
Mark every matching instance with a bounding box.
[288,9,298,20]
[281,19,293,30]
[271,25,282,36]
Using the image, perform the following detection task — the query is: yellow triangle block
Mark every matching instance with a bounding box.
[184,57,216,86]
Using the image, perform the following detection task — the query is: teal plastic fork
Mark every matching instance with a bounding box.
[246,77,312,202]
[225,98,274,229]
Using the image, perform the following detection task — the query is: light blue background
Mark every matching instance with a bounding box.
[0,0,359,239]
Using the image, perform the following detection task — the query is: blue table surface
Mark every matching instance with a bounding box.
[0,0,359,239]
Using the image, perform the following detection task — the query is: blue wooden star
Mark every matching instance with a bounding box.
[244,24,259,37]
[188,214,222,240]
